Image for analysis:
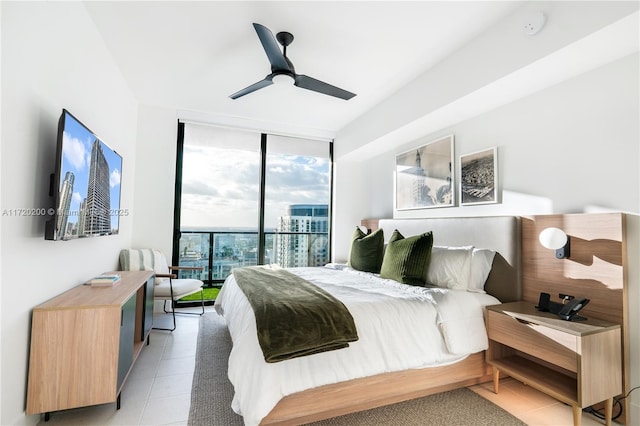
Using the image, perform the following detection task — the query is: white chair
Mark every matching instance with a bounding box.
[119,248,204,331]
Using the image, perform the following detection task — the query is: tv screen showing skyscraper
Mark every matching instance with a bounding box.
[45,109,123,241]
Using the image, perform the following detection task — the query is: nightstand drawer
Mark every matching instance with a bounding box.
[487,310,578,372]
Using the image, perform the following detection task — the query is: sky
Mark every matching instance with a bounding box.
[59,111,122,232]
[180,144,329,230]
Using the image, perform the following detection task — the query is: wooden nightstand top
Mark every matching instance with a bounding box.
[487,301,620,336]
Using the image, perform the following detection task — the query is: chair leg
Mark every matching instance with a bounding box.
[152,300,177,332]
[172,288,205,316]
[152,289,204,332]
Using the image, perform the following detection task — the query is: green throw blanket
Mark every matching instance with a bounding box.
[232,265,359,363]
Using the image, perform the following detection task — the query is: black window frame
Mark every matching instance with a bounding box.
[171,121,334,281]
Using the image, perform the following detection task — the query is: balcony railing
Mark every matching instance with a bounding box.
[176,230,330,287]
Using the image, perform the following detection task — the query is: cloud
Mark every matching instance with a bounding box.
[181,181,221,197]
[181,146,259,198]
[72,192,82,204]
[110,169,121,188]
[179,146,329,228]
[180,193,258,228]
[62,131,87,170]
[265,155,329,201]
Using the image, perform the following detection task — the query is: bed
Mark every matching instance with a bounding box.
[215,216,522,425]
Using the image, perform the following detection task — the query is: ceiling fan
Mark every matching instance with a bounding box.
[230,23,356,101]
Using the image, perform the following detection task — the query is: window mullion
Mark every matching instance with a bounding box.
[171,121,185,267]
[258,133,267,265]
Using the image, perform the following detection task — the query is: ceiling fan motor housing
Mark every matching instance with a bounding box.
[276,31,294,47]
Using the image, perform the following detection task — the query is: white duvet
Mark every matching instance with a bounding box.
[214,266,500,426]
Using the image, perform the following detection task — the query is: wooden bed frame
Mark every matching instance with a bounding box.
[260,216,523,425]
[263,353,491,425]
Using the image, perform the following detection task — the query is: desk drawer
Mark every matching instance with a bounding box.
[487,310,578,372]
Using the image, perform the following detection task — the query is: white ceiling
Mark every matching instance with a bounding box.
[83,1,523,136]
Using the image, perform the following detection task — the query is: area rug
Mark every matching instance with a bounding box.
[188,312,526,426]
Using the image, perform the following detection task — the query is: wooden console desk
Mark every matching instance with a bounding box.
[26,270,154,419]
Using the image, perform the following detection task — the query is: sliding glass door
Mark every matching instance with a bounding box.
[173,122,332,287]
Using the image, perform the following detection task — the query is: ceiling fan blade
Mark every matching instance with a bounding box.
[294,74,356,100]
[253,23,291,72]
[229,77,273,99]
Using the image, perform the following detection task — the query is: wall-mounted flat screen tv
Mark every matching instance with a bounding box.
[45,109,123,241]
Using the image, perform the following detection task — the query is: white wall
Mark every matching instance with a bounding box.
[335,1,639,162]
[334,53,639,261]
[0,2,138,425]
[131,105,179,256]
[332,1,639,262]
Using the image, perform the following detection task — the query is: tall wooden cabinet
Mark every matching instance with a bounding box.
[26,270,154,417]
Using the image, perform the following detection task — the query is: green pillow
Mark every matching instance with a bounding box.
[348,227,384,273]
[380,230,433,285]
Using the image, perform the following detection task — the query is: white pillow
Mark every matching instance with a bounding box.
[468,248,496,293]
[324,262,348,270]
[153,250,170,285]
[426,246,474,290]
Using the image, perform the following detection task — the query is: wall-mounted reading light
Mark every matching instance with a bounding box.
[539,227,570,259]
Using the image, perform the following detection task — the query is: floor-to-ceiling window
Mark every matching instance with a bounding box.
[173,122,332,290]
[265,134,331,269]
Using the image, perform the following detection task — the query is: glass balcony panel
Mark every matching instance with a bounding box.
[177,232,209,281]
[177,230,329,285]
[213,232,259,281]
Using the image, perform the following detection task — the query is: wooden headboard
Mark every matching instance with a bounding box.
[521,212,630,423]
[363,216,522,303]
[521,213,625,326]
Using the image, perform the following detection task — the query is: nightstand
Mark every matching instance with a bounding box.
[486,301,622,426]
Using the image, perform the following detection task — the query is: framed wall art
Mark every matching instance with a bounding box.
[459,147,498,205]
[395,135,454,210]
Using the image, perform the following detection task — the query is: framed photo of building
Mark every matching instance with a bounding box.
[459,147,498,205]
[395,135,454,210]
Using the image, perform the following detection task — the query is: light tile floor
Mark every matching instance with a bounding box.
[39,306,612,425]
